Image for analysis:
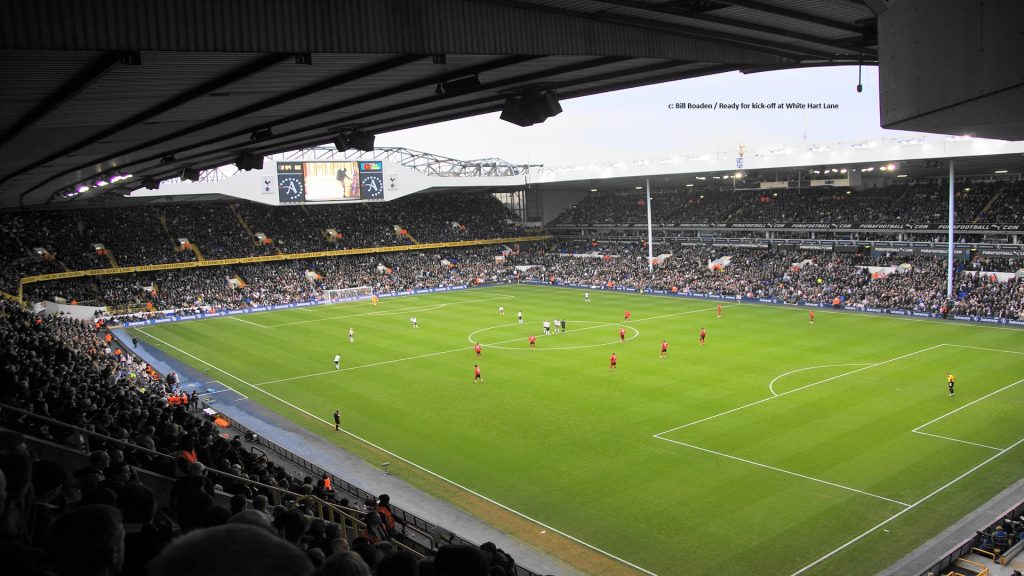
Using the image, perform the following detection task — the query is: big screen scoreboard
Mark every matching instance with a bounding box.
[277,161,384,203]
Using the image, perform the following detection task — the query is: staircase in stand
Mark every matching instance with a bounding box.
[231,204,255,237]
[973,189,1004,223]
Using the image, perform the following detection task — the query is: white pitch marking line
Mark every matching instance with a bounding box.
[266,295,514,328]
[911,431,1002,451]
[768,364,873,397]
[137,329,251,400]
[256,304,729,387]
[655,436,911,507]
[788,435,1024,576]
[941,343,1024,356]
[654,344,947,437]
[910,377,1024,451]
[133,326,659,576]
[229,316,268,328]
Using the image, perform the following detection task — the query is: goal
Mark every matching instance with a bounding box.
[322,286,374,304]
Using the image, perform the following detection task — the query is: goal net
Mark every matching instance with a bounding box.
[322,286,374,304]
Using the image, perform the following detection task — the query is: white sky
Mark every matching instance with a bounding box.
[376,66,925,166]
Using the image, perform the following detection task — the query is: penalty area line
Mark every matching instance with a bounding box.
[788,434,1024,576]
[654,435,910,507]
[910,377,1024,451]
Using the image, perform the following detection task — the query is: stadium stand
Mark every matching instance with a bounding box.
[0,191,520,291]
[549,182,1024,228]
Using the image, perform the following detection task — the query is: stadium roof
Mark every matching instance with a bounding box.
[0,0,881,208]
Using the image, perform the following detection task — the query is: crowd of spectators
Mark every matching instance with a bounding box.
[0,192,522,294]
[23,247,520,312]
[4,183,1023,297]
[517,240,1024,319]
[17,238,1023,321]
[0,300,521,576]
[550,181,1024,227]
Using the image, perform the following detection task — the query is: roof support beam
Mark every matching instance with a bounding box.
[478,0,838,61]
[16,54,423,203]
[17,55,537,203]
[2,53,290,186]
[716,0,865,34]
[591,0,873,56]
[175,60,713,170]
[134,57,657,175]
[0,51,124,151]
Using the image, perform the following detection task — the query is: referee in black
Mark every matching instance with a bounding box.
[333,409,341,431]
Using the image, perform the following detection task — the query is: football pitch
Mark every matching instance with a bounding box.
[130,284,1024,576]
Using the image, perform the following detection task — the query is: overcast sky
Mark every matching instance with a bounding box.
[377,66,925,166]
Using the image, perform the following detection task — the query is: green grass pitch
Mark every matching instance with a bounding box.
[130,284,1024,576]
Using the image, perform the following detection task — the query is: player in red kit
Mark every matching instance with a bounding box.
[474,364,483,382]
[717,304,722,318]
[609,352,617,370]
[619,327,626,342]
[624,310,631,321]
[809,311,815,324]
[660,340,668,358]
[528,335,536,349]
[474,342,482,357]
[699,327,706,346]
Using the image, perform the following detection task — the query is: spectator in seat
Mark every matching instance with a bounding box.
[117,482,172,576]
[378,549,420,576]
[993,525,1011,551]
[480,542,515,576]
[148,524,315,576]
[320,550,373,576]
[29,459,66,548]
[377,493,400,538]
[434,544,489,576]
[46,504,125,576]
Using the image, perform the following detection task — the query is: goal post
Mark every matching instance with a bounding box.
[322,286,374,304]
